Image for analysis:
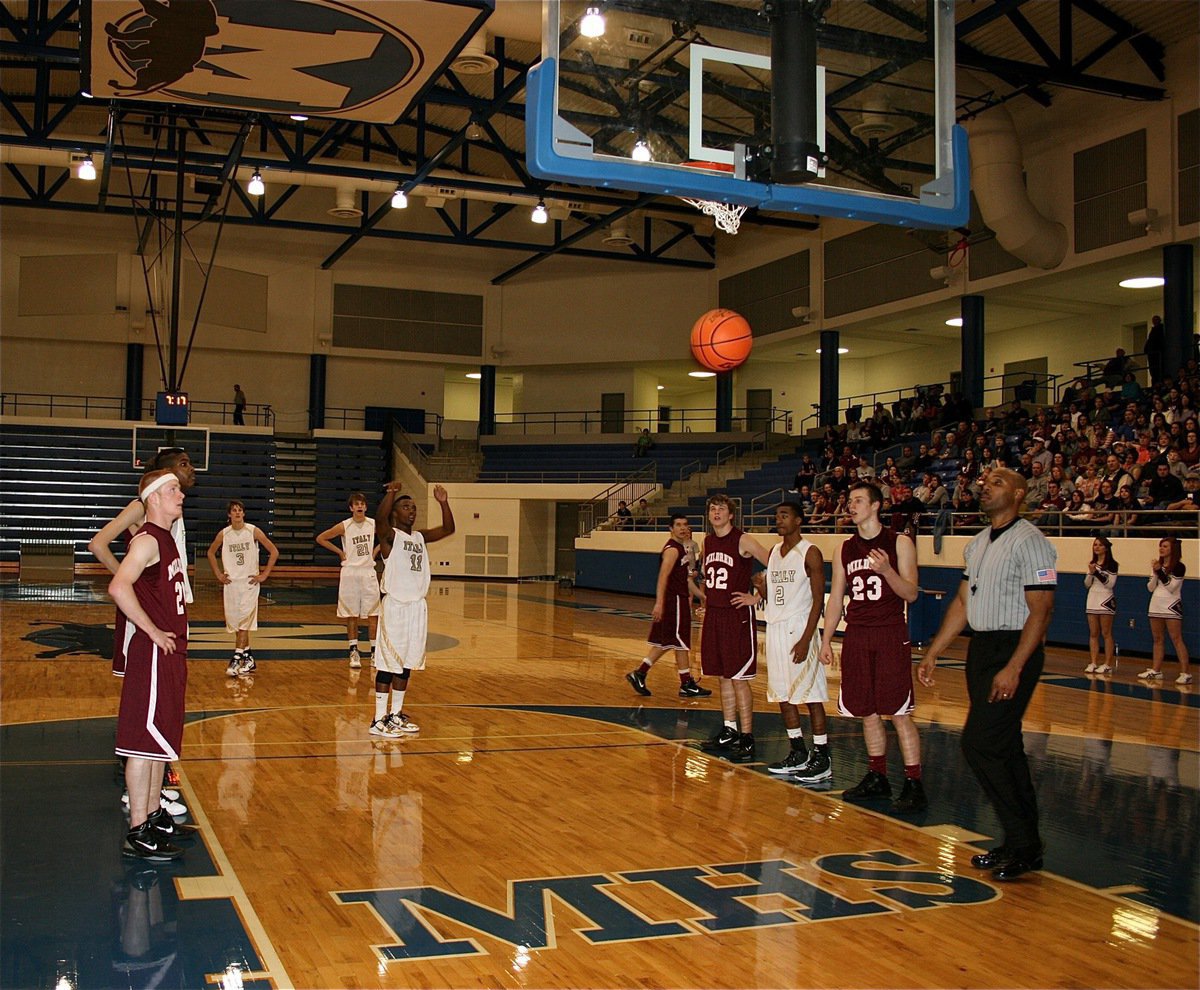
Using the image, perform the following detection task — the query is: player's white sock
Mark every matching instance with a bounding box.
[724,720,737,732]
[787,727,804,740]
[813,734,829,746]
[374,693,389,722]
[390,689,406,715]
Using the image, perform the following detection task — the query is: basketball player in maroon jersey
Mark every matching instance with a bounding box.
[108,470,199,860]
[698,494,772,762]
[626,513,711,697]
[819,480,927,813]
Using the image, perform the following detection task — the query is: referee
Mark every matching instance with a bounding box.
[918,468,1057,881]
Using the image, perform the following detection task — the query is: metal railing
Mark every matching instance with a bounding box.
[579,462,659,536]
[0,391,274,427]
[324,407,443,435]
[1072,350,1150,386]
[494,407,790,436]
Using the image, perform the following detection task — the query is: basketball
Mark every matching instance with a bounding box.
[690,309,753,372]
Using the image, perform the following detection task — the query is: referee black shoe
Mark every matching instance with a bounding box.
[678,680,712,698]
[146,807,200,842]
[700,726,738,752]
[842,769,892,801]
[625,670,651,696]
[969,846,1011,870]
[891,778,927,814]
[992,844,1044,881]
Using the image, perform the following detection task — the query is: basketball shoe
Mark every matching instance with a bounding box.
[387,712,420,734]
[767,738,809,775]
[225,656,241,677]
[795,745,833,784]
[369,717,400,737]
[891,778,928,814]
[122,822,183,862]
[842,769,892,801]
[700,726,738,752]
[679,680,712,697]
[349,647,362,670]
[237,652,256,675]
[146,807,200,841]
[729,734,756,763]
[625,670,651,696]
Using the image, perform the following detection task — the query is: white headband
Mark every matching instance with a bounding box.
[140,473,177,502]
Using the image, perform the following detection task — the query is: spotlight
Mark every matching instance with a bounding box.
[77,156,96,181]
[247,170,264,196]
[945,317,963,327]
[466,372,482,380]
[580,6,605,38]
[688,371,716,378]
[815,347,849,354]
[1118,276,1164,289]
[289,114,309,122]
[531,200,548,224]
[631,140,651,162]
[391,187,408,209]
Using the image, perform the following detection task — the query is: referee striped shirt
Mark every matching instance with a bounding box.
[962,518,1057,631]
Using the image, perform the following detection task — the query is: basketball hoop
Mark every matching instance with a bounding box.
[677,162,747,235]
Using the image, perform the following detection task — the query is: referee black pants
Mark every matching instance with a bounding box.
[961,631,1045,851]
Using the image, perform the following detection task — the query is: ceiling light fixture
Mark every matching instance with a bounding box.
[289,114,309,122]
[466,372,482,380]
[688,371,716,378]
[815,347,850,354]
[247,170,265,196]
[391,187,408,209]
[631,139,651,162]
[945,317,963,327]
[657,384,665,390]
[1118,276,1164,289]
[77,156,96,181]
[580,6,605,38]
[531,200,548,224]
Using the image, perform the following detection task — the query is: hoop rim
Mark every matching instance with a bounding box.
[680,160,735,173]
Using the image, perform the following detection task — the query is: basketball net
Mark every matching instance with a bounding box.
[677,161,746,234]
[677,197,748,235]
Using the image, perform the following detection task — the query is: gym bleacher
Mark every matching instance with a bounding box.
[477,440,747,485]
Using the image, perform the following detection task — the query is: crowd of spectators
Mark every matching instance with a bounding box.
[791,350,1200,539]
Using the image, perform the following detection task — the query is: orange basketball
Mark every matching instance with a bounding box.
[690,309,753,372]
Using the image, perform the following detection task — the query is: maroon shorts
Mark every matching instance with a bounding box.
[115,637,188,762]
[837,622,915,718]
[700,606,757,679]
[648,594,691,650]
[112,608,133,677]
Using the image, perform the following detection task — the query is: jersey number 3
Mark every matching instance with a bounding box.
[850,574,883,601]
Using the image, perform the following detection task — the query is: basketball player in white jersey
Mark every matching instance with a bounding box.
[206,499,279,676]
[735,501,832,782]
[371,483,455,737]
[316,492,381,669]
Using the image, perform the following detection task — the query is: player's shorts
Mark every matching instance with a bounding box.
[112,608,135,677]
[836,622,915,718]
[115,639,187,761]
[338,565,381,619]
[376,596,428,673]
[223,577,260,632]
[647,594,691,650]
[766,623,827,705]
[700,606,757,680]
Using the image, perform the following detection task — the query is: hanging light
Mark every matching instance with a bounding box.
[391,186,408,209]
[289,114,309,122]
[247,170,265,196]
[580,6,605,38]
[77,156,96,181]
[631,140,651,162]
[531,200,549,224]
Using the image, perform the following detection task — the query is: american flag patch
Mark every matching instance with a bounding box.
[1035,568,1057,584]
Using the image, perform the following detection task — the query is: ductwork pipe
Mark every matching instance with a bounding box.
[959,77,1068,270]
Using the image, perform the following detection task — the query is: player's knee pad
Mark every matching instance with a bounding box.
[397,668,411,683]
[374,671,394,688]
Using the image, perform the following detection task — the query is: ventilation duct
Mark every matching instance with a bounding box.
[960,75,1067,270]
[603,222,634,245]
[328,187,363,219]
[452,32,497,75]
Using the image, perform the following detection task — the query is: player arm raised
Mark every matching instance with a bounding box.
[652,544,680,621]
[376,484,401,557]
[108,533,175,654]
[867,534,919,603]
[817,550,847,666]
[418,484,456,543]
[916,582,969,687]
[88,498,145,575]
[250,527,279,586]
[795,544,825,663]
[206,530,231,585]
[315,521,347,563]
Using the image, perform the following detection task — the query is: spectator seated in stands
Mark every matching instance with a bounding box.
[919,473,949,512]
[828,464,851,493]
[1145,460,1185,509]
[1048,465,1075,497]
[796,485,815,514]
[1075,462,1101,502]
[1167,473,1199,512]
[808,492,835,531]
[613,500,632,529]
[1112,485,1141,532]
[632,497,653,529]
[1120,372,1142,401]
[1101,453,1134,496]
[856,456,875,481]
[792,454,817,491]
[1114,407,1139,442]
[896,444,916,473]
[634,428,656,458]
[1064,489,1094,529]
[1030,481,1067,528]
[912,442,934,474]
[1022,461,1050,509]
[1167,448,1190,481]
[952,475,980,517]
[1102,347,1134,386]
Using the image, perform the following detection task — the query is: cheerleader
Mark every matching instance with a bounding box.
[1084,536,1119,674]
[1138,536,1191,684]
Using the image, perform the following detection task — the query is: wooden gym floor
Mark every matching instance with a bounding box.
[1,576,1197,989]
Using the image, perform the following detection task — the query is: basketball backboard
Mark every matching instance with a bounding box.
[527,0,968,229]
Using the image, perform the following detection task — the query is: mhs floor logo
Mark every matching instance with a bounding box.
[335,851,998,962]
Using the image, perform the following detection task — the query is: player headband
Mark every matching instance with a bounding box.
[140,473,176,502]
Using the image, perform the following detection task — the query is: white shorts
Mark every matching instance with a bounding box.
[223,578,260,632]
[376,596,428,673]
[765,623,827,706]
[338,566,381,619]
